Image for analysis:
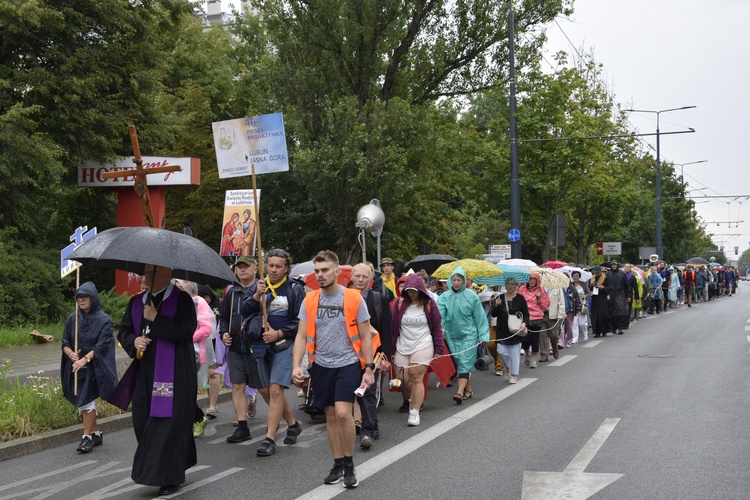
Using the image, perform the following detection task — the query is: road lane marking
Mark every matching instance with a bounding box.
[161,467,243,498]
[296,378,537,500]
[207,422,270,444]
[581,340,603,348]
[76,465,212,499]
[0,462,98,493]
[522,418,623,499]
[548,355,577,366]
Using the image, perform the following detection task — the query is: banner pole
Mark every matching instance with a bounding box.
[73,268,80,396]
[251,164,267,328]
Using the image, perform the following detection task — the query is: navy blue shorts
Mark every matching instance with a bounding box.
[309,361,362,408]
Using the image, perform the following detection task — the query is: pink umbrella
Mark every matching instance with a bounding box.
[542,260,566,269]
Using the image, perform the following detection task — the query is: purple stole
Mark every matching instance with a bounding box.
[108,286,179,417]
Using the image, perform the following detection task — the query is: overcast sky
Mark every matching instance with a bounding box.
[545,0,750,260]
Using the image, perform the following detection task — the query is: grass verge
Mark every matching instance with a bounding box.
[0,359,125,442]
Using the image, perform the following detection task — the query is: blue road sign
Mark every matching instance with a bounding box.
[508,229,521,242]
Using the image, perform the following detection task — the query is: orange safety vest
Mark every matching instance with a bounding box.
[304,287,380,369]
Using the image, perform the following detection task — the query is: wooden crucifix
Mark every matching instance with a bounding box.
[101,125,181,228]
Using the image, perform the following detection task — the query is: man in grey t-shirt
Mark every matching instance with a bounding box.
[292,251,375,489]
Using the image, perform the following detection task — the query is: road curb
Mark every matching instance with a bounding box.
[0,391,234,462]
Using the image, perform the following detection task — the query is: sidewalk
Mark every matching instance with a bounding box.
[0,340,131,382]
[0,341,232,461]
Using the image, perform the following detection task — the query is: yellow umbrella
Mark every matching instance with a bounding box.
[432,259,503,280]
[528,266,570,289]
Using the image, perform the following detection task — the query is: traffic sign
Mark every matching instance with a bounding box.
[508,229,521,242]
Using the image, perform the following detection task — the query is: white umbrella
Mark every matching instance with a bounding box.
[559,265,592,282]
[502,258,538,268]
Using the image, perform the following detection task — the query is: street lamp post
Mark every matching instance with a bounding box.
[676,160,708,186]
[625,106,696,259]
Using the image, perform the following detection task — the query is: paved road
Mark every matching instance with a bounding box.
[1,291,748,499]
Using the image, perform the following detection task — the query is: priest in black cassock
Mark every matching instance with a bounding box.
[116,264,197,496]
[605,261,631,335]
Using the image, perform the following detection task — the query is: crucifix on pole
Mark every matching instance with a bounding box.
[101,125,181,228]
[100,125,181,359]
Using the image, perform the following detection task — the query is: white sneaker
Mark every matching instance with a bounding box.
[407,408,420,426]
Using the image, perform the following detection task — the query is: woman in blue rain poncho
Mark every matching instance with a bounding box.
[437,266,490,404]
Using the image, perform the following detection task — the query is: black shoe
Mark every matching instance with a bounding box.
[76,436,93,453]
[324,466,344,484]
[158,485,180,495]
[257,438,276,457]
[283,421,302,445]
[378,398,385,407]
[398,401,410,413]
[360,434,372,450]
[343,467,359,488]
[617,330,624,335]
[91,433,103,447]
[226,427,251,443]
[372,430,380,440]
[687,303,691,307]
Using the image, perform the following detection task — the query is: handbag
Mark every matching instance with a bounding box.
[504,294,526,337]
[474,343,494,371]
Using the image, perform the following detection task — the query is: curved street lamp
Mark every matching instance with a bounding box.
[675,159,708,185]
[625,106,696,259]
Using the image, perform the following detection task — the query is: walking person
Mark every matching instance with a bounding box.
[391,273,445,426]
[221,256,261,443]
[606,261,630,334]
[350,263,392,448]
[61,282,119,454]
[242,249,305,457]
[589,266,611,338]
[117,265,198,496]
[490,277,529,384]
[174,280,216,439]
[292,251,376,489]
[570,271,591,342]
[683,265,697,307]
[437,266,490,404]
[647,267,664,314]
[517,273,550,368]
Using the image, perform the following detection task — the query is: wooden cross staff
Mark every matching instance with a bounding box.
[102,125,181,359]
[101,125,181,228]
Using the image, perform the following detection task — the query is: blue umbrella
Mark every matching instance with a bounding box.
[472,264,531,286]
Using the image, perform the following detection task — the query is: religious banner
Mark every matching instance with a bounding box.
[212,113,289,178]
[221,189,260,257]
[61,226,97,278]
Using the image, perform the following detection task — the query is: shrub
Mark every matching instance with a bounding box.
[0,229,69,326]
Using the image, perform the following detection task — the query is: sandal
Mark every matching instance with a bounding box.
[283,421,302,445]
[462,391,473,400]
[453,393,463,405]
[205,406,218,419]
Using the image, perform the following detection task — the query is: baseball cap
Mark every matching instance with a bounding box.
[235,256,257,267]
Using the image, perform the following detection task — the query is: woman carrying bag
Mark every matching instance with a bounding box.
[490,277,530,384]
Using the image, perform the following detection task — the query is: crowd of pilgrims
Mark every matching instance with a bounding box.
[59,255,740,495]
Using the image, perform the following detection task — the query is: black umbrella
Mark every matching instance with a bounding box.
[405,254,457,276]
[69,227,238,287]
[687,257,710,265]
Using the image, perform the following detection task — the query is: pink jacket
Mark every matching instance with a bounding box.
[192,295,216,364]
[518,273,550,321]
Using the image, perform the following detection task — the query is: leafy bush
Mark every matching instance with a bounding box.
[97,288,131,329]
[0,229,69,327]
